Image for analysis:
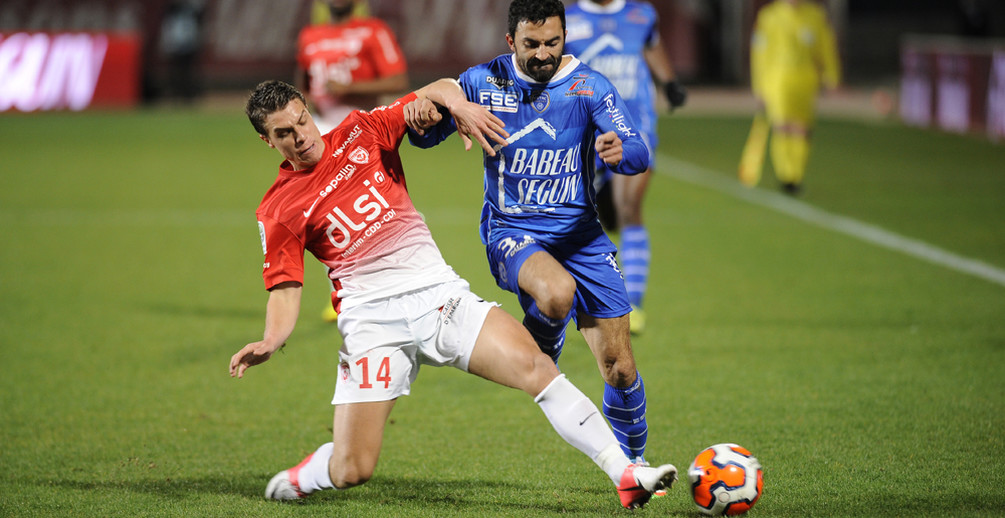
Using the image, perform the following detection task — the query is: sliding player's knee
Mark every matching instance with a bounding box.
[522,351,562,394]
[329,458,375,489]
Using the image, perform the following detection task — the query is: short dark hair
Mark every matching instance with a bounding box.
[507,0,566,37]
[245,80,306,136]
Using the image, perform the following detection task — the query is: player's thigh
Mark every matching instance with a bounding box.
[467,306,559,396]
[329,399,397,486]
[564,250,631,320]
[518,251,577,310]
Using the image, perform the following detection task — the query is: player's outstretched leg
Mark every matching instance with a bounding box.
[535,375,675,509]
[470,309,674,509]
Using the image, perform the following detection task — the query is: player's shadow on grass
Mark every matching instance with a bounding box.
[49,472,264,499]
[49,474,637,514]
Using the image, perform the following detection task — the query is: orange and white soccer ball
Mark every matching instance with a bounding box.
[688,443,763,516]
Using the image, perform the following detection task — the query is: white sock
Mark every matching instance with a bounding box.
[297,442,335,493]
[535,374,631,485]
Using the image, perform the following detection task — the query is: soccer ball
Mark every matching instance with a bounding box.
[688,443,763,516]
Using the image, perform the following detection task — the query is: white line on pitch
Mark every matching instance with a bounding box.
[657,154,1005,288]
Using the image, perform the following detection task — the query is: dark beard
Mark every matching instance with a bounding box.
[525,56,558,83]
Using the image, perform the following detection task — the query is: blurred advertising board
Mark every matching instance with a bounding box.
[901,35,1005,141]
[0,31,140,111]
[0,0,690,108]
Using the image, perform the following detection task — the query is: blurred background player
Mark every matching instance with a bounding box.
[232,79,677,510]
[740,0,841,195]
[564,0,687,335]
[409,0,657,468]
[295,0,409,321]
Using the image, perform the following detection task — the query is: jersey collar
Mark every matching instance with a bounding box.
[577,0,626,14]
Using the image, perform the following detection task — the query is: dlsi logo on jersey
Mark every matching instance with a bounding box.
[325,170,398,258]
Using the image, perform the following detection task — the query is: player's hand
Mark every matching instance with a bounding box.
[229,340,283,378]
[449,101,509,157]
[664,80,687,111]
[404,98,444,135]
[595,131,623,166]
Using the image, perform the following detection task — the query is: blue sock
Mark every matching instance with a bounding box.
[620,225,650,308]
[603,372,648,460]
[521,298,572,364]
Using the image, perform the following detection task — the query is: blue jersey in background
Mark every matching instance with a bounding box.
[565,0,660,158]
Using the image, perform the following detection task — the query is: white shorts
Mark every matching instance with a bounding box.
[332,279,496,405]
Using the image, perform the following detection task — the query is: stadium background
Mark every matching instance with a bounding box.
[3,0,1005,129]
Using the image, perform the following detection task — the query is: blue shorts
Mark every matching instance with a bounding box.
[485,226,632,319]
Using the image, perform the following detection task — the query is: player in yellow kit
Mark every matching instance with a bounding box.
[740,0,840,194]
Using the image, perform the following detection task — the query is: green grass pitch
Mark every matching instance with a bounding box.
[0,104,1003,517]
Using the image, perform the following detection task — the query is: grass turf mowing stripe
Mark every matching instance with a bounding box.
[657,153,1005,289]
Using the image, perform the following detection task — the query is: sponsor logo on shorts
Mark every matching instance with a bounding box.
[340,360,350,381]
[605,252,624,279]
[497,234,536,259]
[440,297,461,325]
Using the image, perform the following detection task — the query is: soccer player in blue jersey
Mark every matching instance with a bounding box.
[564,0,686,335]
[407,0,657,468]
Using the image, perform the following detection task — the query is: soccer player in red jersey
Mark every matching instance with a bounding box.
[229,80,676,508]
[296,0,408,135]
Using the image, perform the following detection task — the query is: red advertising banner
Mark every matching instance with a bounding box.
[0,31,140,111]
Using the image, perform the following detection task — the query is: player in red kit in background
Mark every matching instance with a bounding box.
[296,0,408,134]
[295,0,410,321]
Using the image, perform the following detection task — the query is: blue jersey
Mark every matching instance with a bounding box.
[565,0,660,148]
[409,54,648,242]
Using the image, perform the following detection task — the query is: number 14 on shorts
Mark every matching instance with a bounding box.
[341,356,392,389]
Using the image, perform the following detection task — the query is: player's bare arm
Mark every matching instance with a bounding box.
[230,281,302,378]
[595,131,623,166]
[414,78,509,156]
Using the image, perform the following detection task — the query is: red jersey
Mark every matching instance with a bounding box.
[256,93,457,311]
[296,18,407,120]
